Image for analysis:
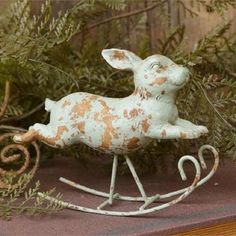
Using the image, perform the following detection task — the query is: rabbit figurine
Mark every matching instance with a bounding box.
[13,48,208,153]
[14,49,213,214]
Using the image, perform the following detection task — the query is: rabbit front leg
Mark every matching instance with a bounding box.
[175,118,208,136]
[146,123,203,139]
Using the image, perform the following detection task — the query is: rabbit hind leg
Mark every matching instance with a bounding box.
[13,123,61,148]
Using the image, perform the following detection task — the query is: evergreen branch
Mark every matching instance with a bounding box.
[0,102,44,124]
[161,26,185,55]
[177,0,198,17]
[195,81,236,131]
[0,0,235,194]
[224,67,236,78]
[82,0,166,32]
[0,203,57,212]
[80,76,123,93]
[0,175,65,220]
[28,59,80,90]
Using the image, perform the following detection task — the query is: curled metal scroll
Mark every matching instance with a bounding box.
[0,81,40,189]
[0,131,40,188]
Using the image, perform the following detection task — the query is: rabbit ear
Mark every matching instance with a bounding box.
[101,48,142,71]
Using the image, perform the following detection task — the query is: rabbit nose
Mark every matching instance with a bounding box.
[171,67,189,86]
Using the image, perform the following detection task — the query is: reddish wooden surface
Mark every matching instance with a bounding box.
[174,220,236,236]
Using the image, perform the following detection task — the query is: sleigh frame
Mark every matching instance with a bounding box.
[38,144,219,216]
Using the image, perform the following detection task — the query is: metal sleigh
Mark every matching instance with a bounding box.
[36,49,219,216]
[38,144,219,216]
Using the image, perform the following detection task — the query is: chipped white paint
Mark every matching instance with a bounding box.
[13,49,219,216]
[13,48,208,153]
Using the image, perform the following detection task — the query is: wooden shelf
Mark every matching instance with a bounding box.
[174,221,236,236]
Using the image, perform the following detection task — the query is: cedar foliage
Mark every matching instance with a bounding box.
[0,0,235,165]
[0,173,65,220]
[0,0,236,218]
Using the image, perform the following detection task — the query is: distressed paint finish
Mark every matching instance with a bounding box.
[12,49,219,216]
[13,48,208,154]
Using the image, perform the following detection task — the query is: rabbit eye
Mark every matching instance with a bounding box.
[150,62,161,69]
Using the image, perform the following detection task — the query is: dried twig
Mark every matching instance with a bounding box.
[0,125,27,132]
[0,81,10,120]
[0,102,44,124]
[224,67,236,78]
[82,1,166,33]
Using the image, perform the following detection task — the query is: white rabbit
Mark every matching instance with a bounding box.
[13,49,208,154]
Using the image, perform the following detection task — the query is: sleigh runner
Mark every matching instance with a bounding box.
[38,145,219,216]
